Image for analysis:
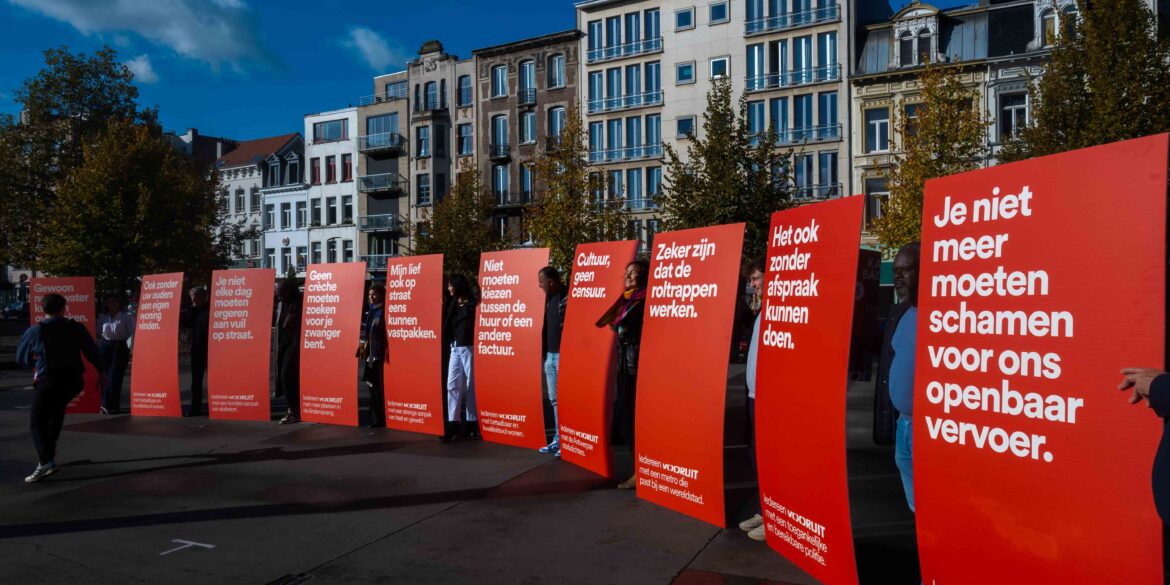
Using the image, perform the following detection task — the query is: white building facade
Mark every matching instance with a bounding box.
[303,107,362,269]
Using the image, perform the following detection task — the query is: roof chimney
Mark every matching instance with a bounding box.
[216,141,224,159]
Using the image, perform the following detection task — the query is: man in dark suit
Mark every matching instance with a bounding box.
[181,286,211,417]
[1118,367,1170,577]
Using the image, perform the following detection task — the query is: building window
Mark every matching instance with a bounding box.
[458,75,472,106]
[296,201,306,228]
[648,166,662,202]
[235,189,245,214]
[676,61,695,84]
[675,7,695,30]
[548,107,566,138]
[435,173,447,201]
[1042,11,1057,47]
[519,60,536,93]
[267,161,280,187]
[367,113,399,139]
[327,240,337,264]
[899,32,915,67]
[710,56,729,79]
[385,80,407,100]
[677,116,696,138]
[999,93,1028,142]
[326,197,337,225]
[295,246,307,270]
[818,151,838,194]
[250,187,261,211]
[520,165,533,200]
[917,28,932,64]
[417,126,430,157]
[280,203,292,229]
[435,124,447,157]
[325,156,336,183]
[493,164,509,196]
[491,64,507,97]
[313,119,347,142]
[458,123,473,155]
[341,195,353,223]
[588,20,603,52]
[709,1,729,24]
[343,240,354,263]
[310,242,321,265]
[265,248,275,269]
[492,115,508,146]
[520,111,536,144]
[548,54,566,88]
[310,199,321,225]
[341,153,352,182]
[903,103,921,138]
[310,157,320,184]
[264,204,275,230]
[417,173,431,206]
[287,158,300,184]
[425,81,439,110]
[280,248,291,274]
[865,108,890,153]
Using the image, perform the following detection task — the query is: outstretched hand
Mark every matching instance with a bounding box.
[1118,367,1167,405]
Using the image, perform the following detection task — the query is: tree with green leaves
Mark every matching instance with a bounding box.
[527,106,625,271]
[873,65,988,249]
[0,46,157,270]
[655,77,791,261]
[414,160,501,278]
[39,119,243,291]
[1000,0,1170,162]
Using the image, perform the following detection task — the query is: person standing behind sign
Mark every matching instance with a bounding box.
[738,258,768,540]
[878,243,920,512]
[441,274,479,442]
[597,260,649,490]
[181,286,211,417]
[276,280,303,425]
[360,284,388,429]
[17,293,104,483]
[1118,367,1170,579]
[538,266,568,456]
[98,293,133,415]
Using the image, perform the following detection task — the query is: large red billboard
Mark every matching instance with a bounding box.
[299,263,365,427]
[755,197,863,584]
[30,277,100,414]
[130,272,184,417]
[915,134,1167,583]
[636,223,745,527]
[207,268,275,421]
[383,254,445,436]
[557,240,639,478]
[474,248,550,449]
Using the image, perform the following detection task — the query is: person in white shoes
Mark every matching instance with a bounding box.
[739,259,766,541]
[538,267,567,456]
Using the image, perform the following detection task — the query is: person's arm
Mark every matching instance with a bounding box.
[1148,374,1170,418]
[1119,368,1170,416]
[15,325,39,369]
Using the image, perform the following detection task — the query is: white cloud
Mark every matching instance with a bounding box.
[124,54,159,83]
[7,0,277,71]
[341,26,407,72]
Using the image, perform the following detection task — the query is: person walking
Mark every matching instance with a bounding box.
[596,260,648,490]
[276,280,303,425]
[441,274,479,442]
[98,293,133,415]
[181,286,211,417]
[538,266,568,456]
[16,293,104,483]
[360,284,388,429]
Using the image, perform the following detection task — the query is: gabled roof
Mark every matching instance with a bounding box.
[216,133,300,169]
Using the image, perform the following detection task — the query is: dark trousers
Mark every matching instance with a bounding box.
[100,339,129,411]
[189,352,207,414]
[31,369,83,465]
[612,370,637,451]
[746,394,761,517]
[366,360,385,425]
[276,344,299,415]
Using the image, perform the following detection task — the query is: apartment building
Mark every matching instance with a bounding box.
[473,30,582,241]
[358,71,411,276]
[304,107,361,268]
[216,133,303,270]
[406,41,477,247]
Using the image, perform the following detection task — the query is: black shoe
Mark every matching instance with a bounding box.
[367,420,385,429]
[184,408,204,417]
[438,422,458,442]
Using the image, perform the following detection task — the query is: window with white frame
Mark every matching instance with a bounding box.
[548,54,565,88]
[548,107,566,138]
[417,126,430,157]
[864,108,890,153]
[710,56,729,79]
[999,93,1028,142]
[458,123,473,155]
[520,111,536,144]
[458,75,472,106]
[417,173,431,206]
[491,65,507,97]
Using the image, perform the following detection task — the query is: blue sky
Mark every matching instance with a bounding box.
[0,0,969,141]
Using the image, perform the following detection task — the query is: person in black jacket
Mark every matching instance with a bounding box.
[16,293,104,483]
[181,286,211,417]
[361,284,388,428]
[441,274,479,441]
[1118,366,1170,578]
[276,280,303,425]
[538,266,568,455]
[597,259,649,490]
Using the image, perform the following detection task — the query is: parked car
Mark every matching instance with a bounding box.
[2,300,29,320]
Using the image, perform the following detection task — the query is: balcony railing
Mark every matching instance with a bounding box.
[769,124,842,146]
[358,214,403,232]
[361,254,400,271]
[587,90,664,114]
[494,191,532,207]
[793,183,843,200]
[489,143,511,161]
[586,37,664,64]
[626,198,658,211]
[413,101,448,114]
[357,133,406,154]
[745,3,840,36]
[518,88,537,106]
[588,143,665,164]
[746,64,841,92]
[357,173,408,194]
[358,87,409,106]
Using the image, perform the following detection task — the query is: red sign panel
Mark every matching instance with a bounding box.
[636,223,745,527]
[30,277,100,413]
[915,134,1167,583]
[383,254,445,435]
[130,272,184,417]
[207,268,275,421]
[474,248,550,449]
[300,263,366,427]
[557,240,639,478]
[755,197,863,584]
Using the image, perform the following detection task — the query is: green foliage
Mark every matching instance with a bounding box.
[414,160,502,279]
[1000,0,1170,161]
[40,119,233,291]
[873,65,988,249]
[655,77,791,261]
[527,106,625,271]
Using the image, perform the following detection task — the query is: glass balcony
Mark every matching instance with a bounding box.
[357,173,408,194]
[586,37,664,64]
[357,214,402,232]
[357,133,406,155]
[587,90,664,114]
[494,191,532,207]
[361,254,399,271]
[588,143,665,164]
[518,88,537,106]
[745,3,840,36]
[746,64,841,92]
[770,124,842,146]
[793,183,843,200]
[489,143,511,161]
[357,85,409,106]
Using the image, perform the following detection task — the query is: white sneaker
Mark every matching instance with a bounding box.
[738,513,764,532]
[538,439,560,454]
[25,462,58,483]
[747,524,767,541]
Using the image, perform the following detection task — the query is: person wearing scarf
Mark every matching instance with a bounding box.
[596,259,649,490]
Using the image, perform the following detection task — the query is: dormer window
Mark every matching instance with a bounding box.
[917,28,933,63]
[1035,1,1079,48]
[1042,11,1057,46]
[267,160,280,187]
[286,155,300,185]
[899,32,915,67]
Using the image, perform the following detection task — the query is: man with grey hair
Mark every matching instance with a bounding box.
[180,285,211,417]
